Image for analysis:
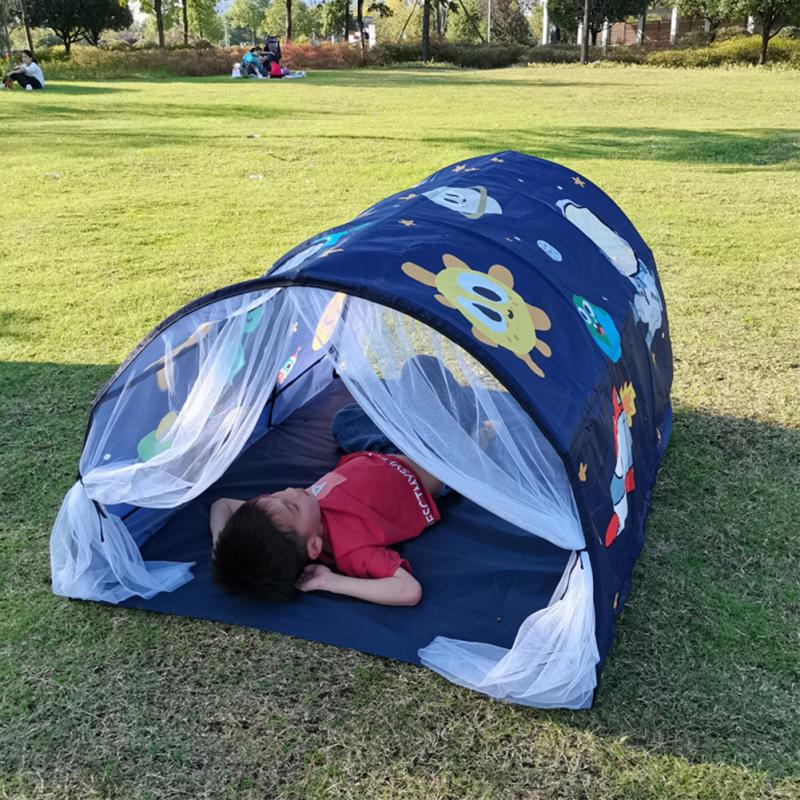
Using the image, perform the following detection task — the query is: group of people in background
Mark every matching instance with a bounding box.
[3,49,45,90]
[239,36,284,79]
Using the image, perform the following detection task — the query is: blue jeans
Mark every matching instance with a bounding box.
[331,402,453,499]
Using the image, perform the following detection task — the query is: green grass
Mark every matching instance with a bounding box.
[1,67,799,799]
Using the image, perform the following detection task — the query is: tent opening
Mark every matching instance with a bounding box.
[52,284,598,708]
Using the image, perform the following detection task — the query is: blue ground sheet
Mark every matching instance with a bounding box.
[120,381,570,664]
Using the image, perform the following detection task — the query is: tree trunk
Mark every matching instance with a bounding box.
[579,0,590,63]
[590,27,598,45]
[154,0,165,48]
[757,8,774,65]
[0,1,10,54]
[357,0,364,51]
[344,0,349,43]
[286,0,293,39]
[421,0,430,60]
[21,0,34,51]
[182,0,189,44]
[251,26,256,45]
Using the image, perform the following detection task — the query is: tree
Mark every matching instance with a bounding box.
[420,0,456,57]
[263,0,315,38]
[676,0,727,40]
[446,0,486,42]
[181,0,188,44]
[375,0,420,42]
[139,0,167,47]
[550,0,646,46]
[320,0,350,39]
[187,0,223,41]
[226,0,269,43]
[26,0,85,52]
[82,0,133,45]
[730,0,800,63]
[480,0,531,42]
[27,0,132,52]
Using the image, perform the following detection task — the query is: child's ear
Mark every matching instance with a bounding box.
[307,534,323,561]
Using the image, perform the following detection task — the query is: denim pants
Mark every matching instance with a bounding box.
[331,402,453,498]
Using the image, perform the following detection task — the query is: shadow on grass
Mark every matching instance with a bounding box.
[47,71,632,90]
[561,406,800,777]
[313,126,800,168]
[36,83,136,95]
[3,361,798,778]
[8,116,799,168]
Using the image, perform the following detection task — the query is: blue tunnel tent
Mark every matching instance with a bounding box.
[51,151,672,709]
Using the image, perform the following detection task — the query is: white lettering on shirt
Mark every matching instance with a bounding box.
[374,453,436,525]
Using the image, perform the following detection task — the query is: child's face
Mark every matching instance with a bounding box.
[255,487,322,547]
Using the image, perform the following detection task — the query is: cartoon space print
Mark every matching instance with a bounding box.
[402,254,552,377]
[148,322,212,392]
[422,186,502,220]
[605,383,637,547]
[274,224,369,273]
[137,411,178,462]
[277,347,301,385]
[556,199,664,348]
[312,292,346,351]
[557,199,638,276]
[630,259,663,348]
[573,295,621,362]
[227,303,266,385]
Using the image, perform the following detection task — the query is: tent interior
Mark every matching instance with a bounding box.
[56,285,594,704]
[119,376,571,664]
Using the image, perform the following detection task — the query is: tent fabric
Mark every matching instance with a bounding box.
[118,380,571,664]
[262,149,673,688]
[50,150,673,709]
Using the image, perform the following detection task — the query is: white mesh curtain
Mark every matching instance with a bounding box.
[51,288,297,603]
[291,289,598,709]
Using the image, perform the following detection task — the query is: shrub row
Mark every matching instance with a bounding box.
[371,42,533,69]
[646,35,800,67]
[32,44,248,79]
[8,35,798,79]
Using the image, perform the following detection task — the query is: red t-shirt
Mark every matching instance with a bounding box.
[309,452,440,579]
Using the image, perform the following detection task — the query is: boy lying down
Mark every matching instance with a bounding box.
[210,403,451,607]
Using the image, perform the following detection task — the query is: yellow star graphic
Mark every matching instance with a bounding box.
[399,219,415,227]
[490,157,504,163]
[465,167,479,172]
[572,176,586,188]
[399,193,417,201]
[320,248,343,258]
[452,165,467,173]
[290,322,299,333]
[578,463,588,482]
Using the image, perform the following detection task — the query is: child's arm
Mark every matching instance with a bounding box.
[210,498,246,543]
[296,564,422,607]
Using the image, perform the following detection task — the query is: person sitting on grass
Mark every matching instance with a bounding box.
[3,49,45,90]
[241,47,264,78]
[211,402,449,607]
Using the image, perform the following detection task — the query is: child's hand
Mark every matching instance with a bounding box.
[296,564,334,593]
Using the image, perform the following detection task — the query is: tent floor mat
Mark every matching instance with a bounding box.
[119,380,570,665]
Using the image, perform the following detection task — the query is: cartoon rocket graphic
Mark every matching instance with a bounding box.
[277,347,301,385]
[422,186,502,219]
[605,385,636,547]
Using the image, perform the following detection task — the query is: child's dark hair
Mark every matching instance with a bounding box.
[22,49,35,61]
[212,501,308,602]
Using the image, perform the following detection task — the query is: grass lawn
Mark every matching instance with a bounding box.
[1,66,799,799]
